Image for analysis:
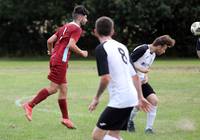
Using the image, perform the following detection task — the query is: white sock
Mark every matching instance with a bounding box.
[146,105,157,129]
[129,107,138,121]
[103,134,121,140]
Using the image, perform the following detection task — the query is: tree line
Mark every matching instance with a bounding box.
[0,0,199,57]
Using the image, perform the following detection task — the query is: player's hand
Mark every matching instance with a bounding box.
[143,68,150,73]
[138,97,152,112]
[47,49,53,56]
[47,50,51,55]
[88,97,99,112]
[81,50,88,58]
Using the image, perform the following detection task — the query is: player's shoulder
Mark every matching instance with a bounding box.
[96,40,115,50]
[106,39,127,50]
[95,42,106,52]
[131,44,149,55]
[95,42,108,59]
[109,39,124,46]
[63,22,81,33]
[114,39,127,48]
[134,44,148,52]
[130,44,149,61]
[68,22,81,28]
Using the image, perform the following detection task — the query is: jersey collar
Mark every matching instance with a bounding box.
[69,21,80,27]
[148,44,154,54]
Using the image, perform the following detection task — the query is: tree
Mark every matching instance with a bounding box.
[0,0,81,56]
[0,0,199,57]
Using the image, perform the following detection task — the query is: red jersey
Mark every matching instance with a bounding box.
[51,22,82,65]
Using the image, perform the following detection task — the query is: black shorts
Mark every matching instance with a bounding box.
[96,106,133,130]
[142,83,156,98]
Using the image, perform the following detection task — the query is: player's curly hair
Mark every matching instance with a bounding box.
[153,35,175,48]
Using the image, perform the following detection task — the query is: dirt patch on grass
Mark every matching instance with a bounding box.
[176,118,196,131]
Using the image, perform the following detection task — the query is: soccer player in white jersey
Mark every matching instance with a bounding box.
[127,35,175,134]
[88,16,152,140]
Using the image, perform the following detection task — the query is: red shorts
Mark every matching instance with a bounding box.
[48,59,68,84]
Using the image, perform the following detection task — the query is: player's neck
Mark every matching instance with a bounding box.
[73,20,81,26]
[99,36,112,43]
[149,44,155,53]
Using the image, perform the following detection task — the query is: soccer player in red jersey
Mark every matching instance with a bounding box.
[23,5,89,129]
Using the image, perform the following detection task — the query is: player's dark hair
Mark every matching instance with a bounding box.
[95,16,114,36]
[153,35,175,48]
[72,5,89,19]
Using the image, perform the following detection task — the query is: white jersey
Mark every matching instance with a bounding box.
[95,39,138,108]
[130,44,156,81]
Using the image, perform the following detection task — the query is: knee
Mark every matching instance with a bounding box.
[152,97,159,106]
[48,88,58,94]
[92,132,99,140]
[92,128,104,140]
[59,89,66,95]
[148,95,159,106]
[59,89,67,98]
[60,85,67,95]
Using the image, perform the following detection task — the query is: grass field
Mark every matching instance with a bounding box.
[0,59,200,140]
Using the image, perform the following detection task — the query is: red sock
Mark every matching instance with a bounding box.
[58,99,69,119]
[29,88,50,108]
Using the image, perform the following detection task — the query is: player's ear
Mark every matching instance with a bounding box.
[77,15,83,21]
[93,29,99,38]
[111,28,115,37]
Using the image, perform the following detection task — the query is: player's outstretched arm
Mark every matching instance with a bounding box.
[88,74,110,112]
[132,75,152,112]
[68,38,88,57]
[88,97,99,112]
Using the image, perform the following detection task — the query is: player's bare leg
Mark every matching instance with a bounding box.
[145,94,158,134]
[92,127,106,140]
[127,107,139,132]
[92,127,122,140]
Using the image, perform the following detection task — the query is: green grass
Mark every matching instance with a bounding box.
[0,59,200,140]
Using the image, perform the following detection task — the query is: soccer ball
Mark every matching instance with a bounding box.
[191,22,200,36]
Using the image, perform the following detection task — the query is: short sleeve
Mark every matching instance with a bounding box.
[95,44,109,76]
[71,28,82,42]
[130,45,148,62]
[128,55,137,76]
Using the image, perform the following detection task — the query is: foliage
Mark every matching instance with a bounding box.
[0,0,79,56]
[0,0,199,57]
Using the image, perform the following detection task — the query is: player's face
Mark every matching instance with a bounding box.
[80,15,88,25]
[156,45,168,55]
